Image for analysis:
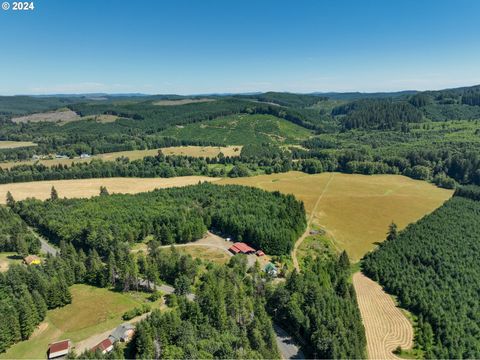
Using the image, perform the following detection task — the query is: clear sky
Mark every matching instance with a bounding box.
[1,0,479,95]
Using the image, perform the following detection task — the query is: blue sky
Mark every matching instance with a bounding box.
[1,0,479,95]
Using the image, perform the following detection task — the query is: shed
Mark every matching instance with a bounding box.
[47,339,71,359]
[92,338,114,354]
[256,250,265,257]
[264,263,278,277]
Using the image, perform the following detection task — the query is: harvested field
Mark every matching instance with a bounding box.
[0,141,37,149]
[0,176,220,203]
[220,171,453,261]
[11,109,80,124]
[0,146,240,169]
[153,98,215,106]
[353,272,413,359]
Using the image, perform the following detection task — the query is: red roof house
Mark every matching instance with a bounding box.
[92,338,114,354]
[229,242,255,254]
[48,340,71,359]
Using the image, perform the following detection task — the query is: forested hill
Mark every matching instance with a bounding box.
[13,183,306,256]
[362,187,480,358]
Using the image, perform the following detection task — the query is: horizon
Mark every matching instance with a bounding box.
[1,0,480,95]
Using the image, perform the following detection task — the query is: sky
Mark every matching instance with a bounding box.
[0,0,479,95]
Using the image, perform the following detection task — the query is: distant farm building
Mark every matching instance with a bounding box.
[109,323,135,343]
[47,339,71,359]
[229,242,255,255]
[80,153,91,158]
[256,250,265,257]
[92,338,114,354]
[24,255,41,266]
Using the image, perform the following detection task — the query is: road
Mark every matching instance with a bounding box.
[274,324,305,359]
[27,225,58,256]
[292,173,335,272]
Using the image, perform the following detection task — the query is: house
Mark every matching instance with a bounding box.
[80,153,91,159]
[24,255,41,265]
[47,339,71,359]
[92,338,114,354]
[109,323,135,343]
[264,263,278,277]
[228,242,255,255]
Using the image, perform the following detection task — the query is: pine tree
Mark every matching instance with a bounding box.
[50,186,59,201]
[386,222,398,242]
[99,186,109,196]
[32,290,47,321]
[6,191,15,207]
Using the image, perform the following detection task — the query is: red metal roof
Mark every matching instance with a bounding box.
[49,340,70,353]
[230,242,255,253]
[229,245,241,253]
[92,338,113,352]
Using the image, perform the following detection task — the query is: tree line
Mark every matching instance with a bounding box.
[362,192,480,358]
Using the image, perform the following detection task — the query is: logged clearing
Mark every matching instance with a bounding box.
[153,98,215,106]
[0,176,220,203]
[219,171,453,261]
[11,109,80,124]
[353,272,413,359]
[0,252,22,272]
[0,146,240,169]
[0,284,155,359]
[0,141,37,149]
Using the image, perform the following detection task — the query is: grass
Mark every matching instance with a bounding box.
[0,252,22,272]
[0,284,156,359]
[0,141,37,149]
[160,114,312,145]
[219,171,453,261]
[0,146,241,169]
[296,228,335,269]
[161,245,231,265]
[0,176,221,203]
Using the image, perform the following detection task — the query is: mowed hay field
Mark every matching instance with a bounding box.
[220,171,453,261]
[0,141,37,149]
[0,285,151,359]
[0,176,220,203]
[0,146,241,169]
[353,272,413,359]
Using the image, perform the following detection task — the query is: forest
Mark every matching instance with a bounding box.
[0,206,40,255]
[12,183,306,256]
[268,252,366,358]
[362,189,480,358]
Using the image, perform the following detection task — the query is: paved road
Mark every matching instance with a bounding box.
[273,324,305,359]
[27,225,58,256]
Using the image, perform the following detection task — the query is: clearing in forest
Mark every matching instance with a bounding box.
[153,98,216,106]
[160,114,312,145]
[353,272,413,359]
[11,109,80,124]
[219,171,453,261]
[0,176,220,203]
[0,141,37,149]
[0,284,160,359]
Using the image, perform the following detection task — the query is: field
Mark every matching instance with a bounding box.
[0,146,241,169]
[0,176,220,203]
[11,109,80,124]
[153,98,215,106]
[353,272,413,359]
[0,252,22,272]
[219,171,453,261]
[0,284,152,359]
[160,114,312,145]
[0,141,37,149]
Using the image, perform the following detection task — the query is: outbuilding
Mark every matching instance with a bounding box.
[92,338,114,354]
[47,339,71,359]
[109,323,135,343]
[228,242,255,255]
[24,255,41,266]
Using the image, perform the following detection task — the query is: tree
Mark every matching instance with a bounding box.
[6,191,15,207]
[174,275,191,296]
[99,186,109,196]
[50,186,59,201]
[386,222,398,242]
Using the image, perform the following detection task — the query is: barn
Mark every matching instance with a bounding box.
[228,242,256,254]
[92,338,114,354]
[47,339,71,359]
